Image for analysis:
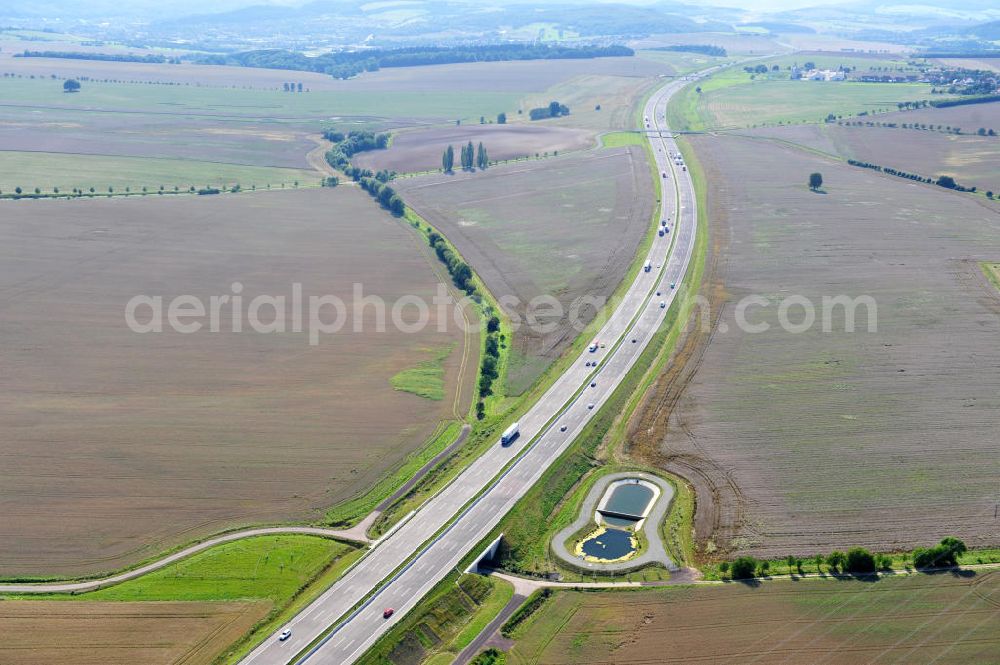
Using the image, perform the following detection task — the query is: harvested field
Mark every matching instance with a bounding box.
[744,104,1000,194]
[0,56,665,93]
[0,111,318,169]
[0,186,476,578]
[353,124,595,174]
[519,73,660,132]
[701,80,939,129]
[635,133,1000,558]
[0,150,317,193]
[396,147,653,395]
[0,600,269,665]
[507,571,1000,664]
[632,32,787,55]
[935,58,1000,73]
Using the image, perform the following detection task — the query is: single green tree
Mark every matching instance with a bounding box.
[443,145,455,173]
[730,556,757,579]
[827,551,847,573]
[476,142,488,169]
[845,547,876,574]
[63,78,81,92]
[809,172,823,190]
[497,112,507,124]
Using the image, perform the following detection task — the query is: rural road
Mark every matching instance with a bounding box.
[240,68,716,665]
[0,526,370,595]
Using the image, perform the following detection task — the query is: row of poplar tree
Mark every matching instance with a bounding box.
[442,141,489,173]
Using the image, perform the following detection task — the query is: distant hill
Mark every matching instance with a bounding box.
[964,19,1000,40]
[740,21,816,34]
[152,1,720,48]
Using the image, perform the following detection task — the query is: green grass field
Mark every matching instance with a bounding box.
[0,535,363,663]
[636,50,727,76]
[0,77,521,122]
[668,63,944,132]
[600,130,646,147]
[391,344,454,401]
[88,535,351,604]
[0,150,318,193]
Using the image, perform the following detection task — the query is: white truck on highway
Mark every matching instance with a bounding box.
[589,340,599,352]
[501,422,520,446]
[643,260,652,273]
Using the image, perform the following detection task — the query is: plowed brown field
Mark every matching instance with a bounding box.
[633,133,1000,558]
[353,124,595,174]
[0,186,476,577]
[395,146,653,395]
[745,102,1000,195]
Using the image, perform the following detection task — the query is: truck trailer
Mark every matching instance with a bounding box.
[501,422,520,446]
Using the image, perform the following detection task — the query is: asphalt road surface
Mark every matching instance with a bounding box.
[241,68,716,665]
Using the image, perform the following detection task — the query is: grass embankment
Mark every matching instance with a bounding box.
[355,573,513,665]
[1,535,363,664]
[391,344,455,400]
[324,419,463,526]
[600,130,646,148]
[0,150,318,195]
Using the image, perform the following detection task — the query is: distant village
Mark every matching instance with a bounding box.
[788,62,1000,95]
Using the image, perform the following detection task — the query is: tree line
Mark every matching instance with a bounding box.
[930,93,1000,109]
[529,100,570,121]
[323,129,391,170]
[357,176,404,216]
[1,181,299,199]
[16,50,179,64]
[197,44,634,80]
[425,227,503,415]
[723,536,968,580]
[650,44,726,57]
[442,141,489,173]
[847,159,976,192]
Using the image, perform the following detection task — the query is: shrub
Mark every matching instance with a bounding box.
[730,556,757,579]
[913,537,967,569]
[845,547,876,574]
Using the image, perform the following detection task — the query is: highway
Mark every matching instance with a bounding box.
[241,69,712,665]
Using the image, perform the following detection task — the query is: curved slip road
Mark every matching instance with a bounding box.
[0,526,370,595]
[242,68,718,665]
